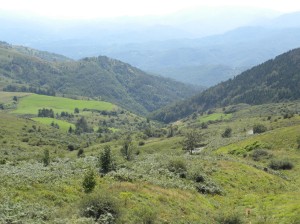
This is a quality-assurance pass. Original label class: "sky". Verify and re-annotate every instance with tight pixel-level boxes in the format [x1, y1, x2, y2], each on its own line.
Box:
[1, 0, 300, 19]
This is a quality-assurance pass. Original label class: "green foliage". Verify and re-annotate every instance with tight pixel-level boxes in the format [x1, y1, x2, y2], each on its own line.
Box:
[168, 159, 187, 178]
[75, 117, 93, 134]
[99, 146, 114, 174]
[120, 135, 135, 161]
[195, 181, 223, 195]
[269, 160, 294, 170]
[77, 148, 84, 157]
[251, 149, 272, 161]
[38, 108, 54, 118]
[181, 130, 202, 154]
[222, 127, 232, 138]
[79, 193, 120, 222]
[42, 149, 50, 167]
[253, 124, 267, 134]
[82, 169, 96, 193]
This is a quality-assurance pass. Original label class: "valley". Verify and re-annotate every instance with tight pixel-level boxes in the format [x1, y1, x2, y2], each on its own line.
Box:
[1, 3, 300, 223]
[1, 86, 300, 223]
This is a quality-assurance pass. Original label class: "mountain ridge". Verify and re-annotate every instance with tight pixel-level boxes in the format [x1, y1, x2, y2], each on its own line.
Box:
[0, 42, 198, 115]
[150, 48, 300, 122]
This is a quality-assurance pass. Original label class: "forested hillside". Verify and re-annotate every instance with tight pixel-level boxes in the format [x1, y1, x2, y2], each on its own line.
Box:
[0, 42, 197, 114]
[151, 48, 300, 122]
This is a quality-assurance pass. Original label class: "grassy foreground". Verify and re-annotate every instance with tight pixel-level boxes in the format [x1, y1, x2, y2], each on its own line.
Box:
[1, 98, 300, 223]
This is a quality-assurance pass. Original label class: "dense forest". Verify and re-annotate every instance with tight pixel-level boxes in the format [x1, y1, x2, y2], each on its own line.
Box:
[150, 48, 300, 122]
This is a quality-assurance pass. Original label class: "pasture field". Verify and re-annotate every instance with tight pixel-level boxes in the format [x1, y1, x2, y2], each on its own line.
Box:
[12, 94, 116, 115]
[32, 117, 75, 132]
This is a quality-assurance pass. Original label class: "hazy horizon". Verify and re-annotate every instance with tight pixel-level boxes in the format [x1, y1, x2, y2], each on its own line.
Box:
[1, 0, 300, 20]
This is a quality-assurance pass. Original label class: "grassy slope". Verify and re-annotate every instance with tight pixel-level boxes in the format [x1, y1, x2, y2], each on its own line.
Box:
[198, 112, 232, 123]
[12, 94, 116, 115]
[32, 117, 75, 132]
[215, 124, 300, 223]
[1, 101, 300, 223]
[0, 91, 32, 104]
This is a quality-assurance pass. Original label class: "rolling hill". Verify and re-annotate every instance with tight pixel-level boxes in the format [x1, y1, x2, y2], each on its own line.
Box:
[150, 48, 300, 123]
[0, 42, 198, 115]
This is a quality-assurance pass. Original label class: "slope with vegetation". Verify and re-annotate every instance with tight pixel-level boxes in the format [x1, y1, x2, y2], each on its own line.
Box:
[0, 41, 197, 115]
[1, 90, 300, 223]
[151, 48, 300, 123]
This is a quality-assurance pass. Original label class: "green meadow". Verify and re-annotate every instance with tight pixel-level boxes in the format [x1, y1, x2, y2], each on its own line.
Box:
[32, 117, 75, 132]
[12, 94, 116, 115]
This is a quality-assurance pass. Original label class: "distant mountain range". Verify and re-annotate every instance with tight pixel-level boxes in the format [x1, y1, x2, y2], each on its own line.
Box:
[0, 6, 284, 87]
[99, 24, 300, 86]
[150, 48, 300, 122]
[0, 42, 197, 115]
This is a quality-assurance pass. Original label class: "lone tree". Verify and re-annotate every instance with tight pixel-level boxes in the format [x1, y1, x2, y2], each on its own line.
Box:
[42, 149, 50, 166]
[75, 117, 92, 134]
[181, 130, 202, 155]
[99, 145, 114, 174]
[120, 135, 135, 161]
[82, 168, 96, 193]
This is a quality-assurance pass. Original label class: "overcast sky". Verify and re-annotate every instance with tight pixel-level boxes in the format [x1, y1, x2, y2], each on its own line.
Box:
[1, 0, 300, 19]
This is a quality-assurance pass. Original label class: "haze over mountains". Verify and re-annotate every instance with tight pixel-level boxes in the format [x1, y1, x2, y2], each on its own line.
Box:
[3, 6, 299, 87]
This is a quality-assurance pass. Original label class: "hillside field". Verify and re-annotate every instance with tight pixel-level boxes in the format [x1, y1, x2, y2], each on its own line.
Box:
[1, 98, 300, 223]
[12, 94, 116, 115]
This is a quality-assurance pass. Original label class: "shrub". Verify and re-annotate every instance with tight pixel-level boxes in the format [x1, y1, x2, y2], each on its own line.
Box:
[138, 141, 145, 146]
[188, 169, 206, 183]
[201, 122, 208, 129]
[195, 181, 222, 195]
[79, 193, 120, 222]
[168, 159, 187, 176]
[68, 144, 76, 151]
[222, 127, 232, 138]
[42, 149, 50, 167]
[77, 148, 84, 157]
[251, 149, 271, 161]
[269, 160, 294, 170]
[0, 159, 6, 165]
[253, 124, 267, 134]
[82, 169, 96, 193]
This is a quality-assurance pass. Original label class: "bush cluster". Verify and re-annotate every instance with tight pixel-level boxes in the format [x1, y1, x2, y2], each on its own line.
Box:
[269, 160, 294, 170]
[79, 193, 120, 222]
[251, 149, 271, 161]
[253, 124, 267, 134]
